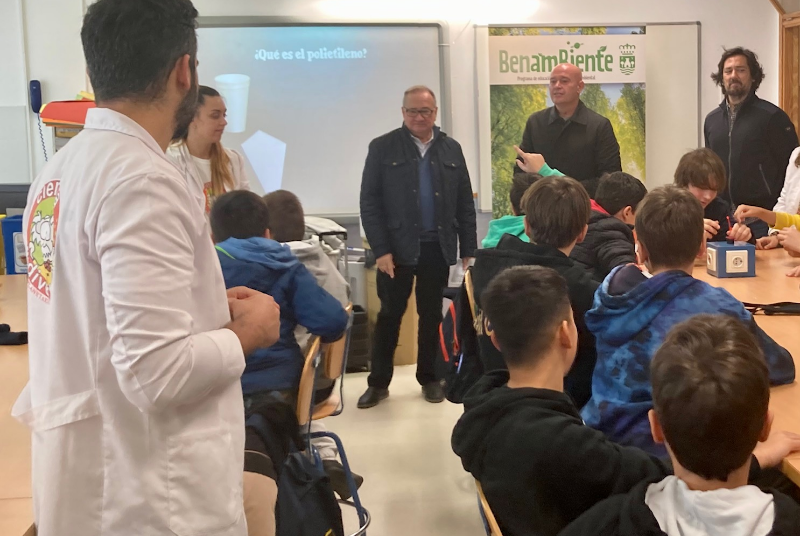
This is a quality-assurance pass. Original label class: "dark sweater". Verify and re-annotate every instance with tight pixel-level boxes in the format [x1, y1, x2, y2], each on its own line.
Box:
[471, 234, 599, 408]
[570, 210, 636, 282]
[558, 477, 800, 536]
[451, 371, 670, 536]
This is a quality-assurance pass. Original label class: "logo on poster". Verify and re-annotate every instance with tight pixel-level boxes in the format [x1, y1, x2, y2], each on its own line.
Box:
[620, 44, 636, 75]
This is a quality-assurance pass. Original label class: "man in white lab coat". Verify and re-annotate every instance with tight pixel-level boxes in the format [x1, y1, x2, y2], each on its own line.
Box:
[12, 1, 280, 535]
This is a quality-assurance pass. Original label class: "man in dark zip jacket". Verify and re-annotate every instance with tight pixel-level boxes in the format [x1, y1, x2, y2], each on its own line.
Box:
[359, 85, 477, 408]
[704, 47, 798, 238]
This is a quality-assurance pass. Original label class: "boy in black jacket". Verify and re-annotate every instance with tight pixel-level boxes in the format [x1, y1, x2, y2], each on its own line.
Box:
[674, 148, 753, 244]
[453, 266, 669, 536]
[570, 172, 647, 282]
[471, 176, 598, 407]
[560, 314, 800, 536]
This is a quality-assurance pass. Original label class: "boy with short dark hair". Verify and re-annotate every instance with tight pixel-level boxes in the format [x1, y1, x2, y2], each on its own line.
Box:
[452, 269, 799, 536]
[581, 186, 794, 455]
[674, 148, 752, 243]
[561, 314, 800, 536]
[481, 172, 542, 248]
[570, 172, 647, 282]
[471, 176, 598, 407]
[210, 190, 348, 398]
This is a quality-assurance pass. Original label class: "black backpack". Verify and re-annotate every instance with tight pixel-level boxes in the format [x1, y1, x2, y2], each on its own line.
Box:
[246, 400, 344, 536]
[436, 277, 484, 403]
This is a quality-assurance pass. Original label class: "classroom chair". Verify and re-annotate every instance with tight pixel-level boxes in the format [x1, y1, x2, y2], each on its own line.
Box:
[475, 480, 503, 536]
[296, 304, 370, 536]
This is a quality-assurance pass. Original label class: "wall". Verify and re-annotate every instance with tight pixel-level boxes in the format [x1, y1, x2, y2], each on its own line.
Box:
[14, 0, 780, 199]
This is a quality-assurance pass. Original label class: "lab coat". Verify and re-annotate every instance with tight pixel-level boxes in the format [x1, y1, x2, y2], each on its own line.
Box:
[167, 142, 251, 213]
[12, 108, 247, 536]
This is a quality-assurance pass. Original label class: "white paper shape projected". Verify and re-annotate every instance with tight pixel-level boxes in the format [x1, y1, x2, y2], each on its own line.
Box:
[214, 74, 250, 133]
[241, 130, 286, 194]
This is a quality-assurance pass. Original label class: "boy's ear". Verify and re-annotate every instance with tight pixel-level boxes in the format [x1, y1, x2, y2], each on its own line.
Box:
[759, 410, 774, 442]
[523, 217, 532, 239]
[557, 320, 571, 348]
[697, 235, 707, 261]
[649, 409, 665, 444]
[488, 325, 501, 353]
[264, 229, 272, 240]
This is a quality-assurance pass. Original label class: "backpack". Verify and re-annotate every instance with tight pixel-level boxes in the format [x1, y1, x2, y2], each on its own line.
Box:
[245, 398, 344, 536]
[436, 275, 484, 403]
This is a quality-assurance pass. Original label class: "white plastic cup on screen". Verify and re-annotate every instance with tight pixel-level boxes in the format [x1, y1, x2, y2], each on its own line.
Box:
[214, 74, 250, 133]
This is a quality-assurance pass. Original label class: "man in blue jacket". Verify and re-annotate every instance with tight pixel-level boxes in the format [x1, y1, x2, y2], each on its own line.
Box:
[359, 85, 477, 407]
[210, 190, 348, 401]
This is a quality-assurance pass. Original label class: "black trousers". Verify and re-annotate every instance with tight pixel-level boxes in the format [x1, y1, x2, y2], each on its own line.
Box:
[368, 241, 450, 389]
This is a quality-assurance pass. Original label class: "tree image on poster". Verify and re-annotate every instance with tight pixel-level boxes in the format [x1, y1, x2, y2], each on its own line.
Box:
[489, 26, 646, 218]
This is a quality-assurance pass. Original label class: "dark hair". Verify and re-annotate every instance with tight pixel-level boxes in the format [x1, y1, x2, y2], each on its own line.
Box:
[674, 148, 727, 193]
[711, 47, 765, 95]
[263, 190, 306, 242]
[635, 186, 704, 268]
[522, 176, 591, 249]
[82, 0, 198, 103]
[594, 172, 648, 216]
[210, 191, 270, 243]
[481, 266, 572, 367]
[509, 173, 542, 215]
[651, 314, 769, 481]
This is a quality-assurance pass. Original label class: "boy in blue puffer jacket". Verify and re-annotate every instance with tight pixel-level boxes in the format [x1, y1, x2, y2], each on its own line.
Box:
[210, 191, 348, 402]
[581, 186, 795, 456]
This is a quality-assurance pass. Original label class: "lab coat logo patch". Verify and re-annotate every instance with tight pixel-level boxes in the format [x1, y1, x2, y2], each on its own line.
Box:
[27, 180, 60, 303]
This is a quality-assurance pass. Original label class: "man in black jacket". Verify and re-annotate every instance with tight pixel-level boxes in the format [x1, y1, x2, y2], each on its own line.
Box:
[471, 176, 597, 408]
[704, 47, 798, 239]
[358, 85, 477, 408]
[515, 63, 621, 197]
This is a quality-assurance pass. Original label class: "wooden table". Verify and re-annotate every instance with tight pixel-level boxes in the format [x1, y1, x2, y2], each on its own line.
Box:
[694, 249, 800, 485]
[0, 275, 33, 536]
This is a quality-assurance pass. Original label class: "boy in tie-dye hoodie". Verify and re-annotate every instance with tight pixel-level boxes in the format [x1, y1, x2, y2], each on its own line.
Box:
[581, 186, 794, 456]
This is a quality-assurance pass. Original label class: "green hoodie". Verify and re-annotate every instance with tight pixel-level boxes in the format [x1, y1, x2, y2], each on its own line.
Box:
[481, 164, 565, 249]
[481, 215, 528, 248]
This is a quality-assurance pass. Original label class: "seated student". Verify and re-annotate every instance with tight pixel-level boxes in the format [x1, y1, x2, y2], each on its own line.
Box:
[674, 148, 752, 243]
[209, 190, 348, 401]
[581, 186, 795, 456]
[451, 268, 796, 536]
[570, 172, 647, 282]
[263, 189, 350, 343]
[471, 176, 598, 408]
[481, 172, 541, 249]
[560, 314, 800, 536]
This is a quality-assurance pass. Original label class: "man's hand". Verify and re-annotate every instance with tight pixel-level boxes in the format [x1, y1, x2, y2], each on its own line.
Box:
[757, 235, 780, 250]
[735, 205, 776, 227]
[728, 222, 752, 242]
[703, 218, 720, 241]
[786, 265, 800, 277]
[753, 427, 800, 468]
[462, 256, 474, 271]
[376, 253, 395, 279]
[778, 227, 800, 255]
[513, 145, 546, 173]
[226, 286, 281, 356]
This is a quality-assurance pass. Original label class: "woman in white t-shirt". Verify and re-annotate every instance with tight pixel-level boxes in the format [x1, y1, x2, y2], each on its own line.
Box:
[169, 85, 250, 213]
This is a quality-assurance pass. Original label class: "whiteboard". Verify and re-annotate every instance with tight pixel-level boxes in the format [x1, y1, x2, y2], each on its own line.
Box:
[196, 21, 447, 216]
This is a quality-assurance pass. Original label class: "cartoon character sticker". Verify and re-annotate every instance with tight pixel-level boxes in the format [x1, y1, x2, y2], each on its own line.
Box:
[28, 180, 60, 303]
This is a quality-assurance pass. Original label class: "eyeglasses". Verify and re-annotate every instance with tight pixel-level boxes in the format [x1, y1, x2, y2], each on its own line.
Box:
[404, 108, 435, 118]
